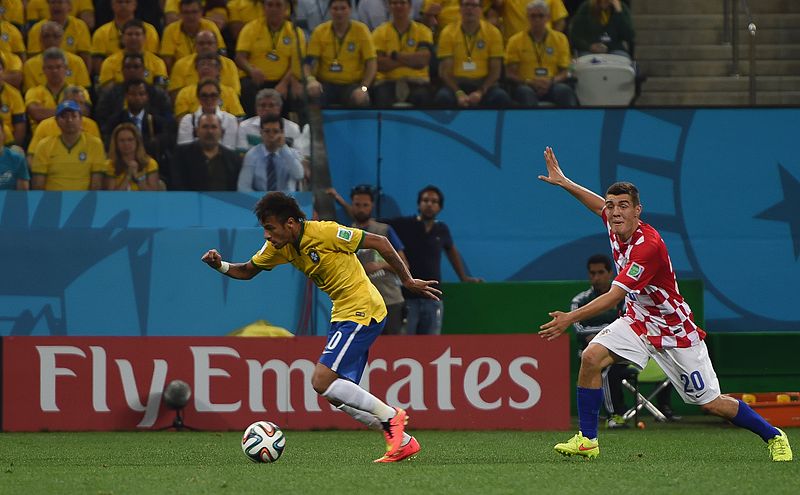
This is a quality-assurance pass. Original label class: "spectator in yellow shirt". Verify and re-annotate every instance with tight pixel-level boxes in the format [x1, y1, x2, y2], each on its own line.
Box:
[0, 18, 25, 60]
[104, 122, 161, 191]
[500, 0, 567, 40]
[27, 0, 95, 30]
[160, 0, 227, 73]
[23, 21, 90, 91]
[27, 0, 92, 70]
[0, 0, 25, 28]
[27, 85, 100, 157]
[228, 0, 266, 40]
[25, 48, 91, 132]
[98, 20, 169, 89]
[30, 100, 105, 191]
[505, 0, 576, 106]
[174, 54, 244, 117]
[90, 0, 161, 75]
[169, 30, 240, 100]
[0, 50, 23, 90]
[236, 0, 306, 116]
[0, 56, 25, 145]
[304, 0, 376, 107]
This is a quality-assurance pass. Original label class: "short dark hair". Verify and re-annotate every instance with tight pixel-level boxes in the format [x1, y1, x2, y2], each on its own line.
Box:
[123, 77, 147, 92]
[122, 18, 145, 33]
[123, 52, 144, 64]
[254, 192, 307, 225]
[260, 114, 283, 130]
[195, 51, 221, 68]
[328, 0, 350, 9]
[417, 184, 444, 209]
[587, 254, 612, 271]
[350, 184, 375, 200]
[605, 182, 640, 206]
[196, 78, 221, 96]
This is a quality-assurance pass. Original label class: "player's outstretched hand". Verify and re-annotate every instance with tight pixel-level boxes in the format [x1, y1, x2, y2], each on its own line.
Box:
[404, 278, 442, 301]
[538, 310, 571, 341]
[201, 249, 223, 270]
[538, 146, 568, 187]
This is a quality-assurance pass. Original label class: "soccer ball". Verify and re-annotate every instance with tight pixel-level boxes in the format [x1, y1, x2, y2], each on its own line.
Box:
[241, 421, 286, 463]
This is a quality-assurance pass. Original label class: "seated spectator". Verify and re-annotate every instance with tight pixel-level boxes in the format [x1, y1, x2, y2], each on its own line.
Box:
[569, 0, 635, 57]
[505, 0, 577, 107]
[227, 0, 266, 40]
[304, 0, 376, 107]
[174, 54, 244, 118]
[94, 53, 174, 125]
[160, 0, 227, 73]
[0, 126, 29, 190]
[27, 85, 99, 158]
[164, 0, 229, 30]
[30, 100, 105, 190]
[170, 112, 241, 190]
[237, 88, 309, 157]
[433, 0, 510, 107]
[0, 0, 25, 29]
[90, 0, 160, 75]
[23, 21, 90, 91]
[0, 18, 25, 60]
[0, 51, 23, 90]
[0, 57, 27, 146]
[500, 0, 568, 40]
[101, 78, 174, 170]
[422, 0, 491, 32]
[25, 48, 91, 133]
[235, 0, 306, 117]
[177, 79, 239, 150]
[27, 0, 95, 30]
[237, 115, 304, 192]
[27, 0, 92, 70]
[295, 0, 358, 35]
[104, 123, 161, 190]
[98, 20, 168, 89]
[372, 0, 434, 107]
[169, 30, 240, 100]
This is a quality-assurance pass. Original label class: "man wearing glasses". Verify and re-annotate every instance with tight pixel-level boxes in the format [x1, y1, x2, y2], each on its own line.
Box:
[176, 78, 239, 150]
[237, 115, 304, 192]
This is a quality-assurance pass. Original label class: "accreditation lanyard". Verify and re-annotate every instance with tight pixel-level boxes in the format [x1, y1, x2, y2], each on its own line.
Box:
[529, 30, 549, 67]
[331, 22, 351, 63]
[461, 27, 480, 63]
[268, 21, 284, 59]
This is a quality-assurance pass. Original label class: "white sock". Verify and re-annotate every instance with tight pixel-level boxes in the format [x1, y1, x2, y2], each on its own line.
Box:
[323, 378, 395, 422]
[337, 405, 413, 445]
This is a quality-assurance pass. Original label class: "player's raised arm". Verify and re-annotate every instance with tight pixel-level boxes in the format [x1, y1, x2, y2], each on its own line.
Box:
[201, 249, 262, 280]
[361, 232, 442, 301]
[538, 146, 605, 216]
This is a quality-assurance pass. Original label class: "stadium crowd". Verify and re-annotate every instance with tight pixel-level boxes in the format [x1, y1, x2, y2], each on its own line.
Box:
[0, 0, 634, 192]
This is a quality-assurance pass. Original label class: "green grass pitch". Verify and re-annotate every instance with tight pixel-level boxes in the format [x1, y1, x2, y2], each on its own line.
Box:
[1, 420, 797, 494]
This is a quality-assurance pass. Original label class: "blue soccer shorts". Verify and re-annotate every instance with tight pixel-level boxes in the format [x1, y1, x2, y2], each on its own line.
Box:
[318, 318, 386, 383]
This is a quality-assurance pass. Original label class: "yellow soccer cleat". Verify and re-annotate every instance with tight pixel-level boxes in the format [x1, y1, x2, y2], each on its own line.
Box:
[554, 432, 600, 459]
[768, 428, 793, 461]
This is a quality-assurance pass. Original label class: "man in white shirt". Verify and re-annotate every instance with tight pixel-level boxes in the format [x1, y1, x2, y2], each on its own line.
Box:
[236, 88, 309, 156]
[237, 115, 304, 192]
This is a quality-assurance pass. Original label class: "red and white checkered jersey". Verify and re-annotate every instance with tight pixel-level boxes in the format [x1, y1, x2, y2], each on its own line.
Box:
[602, 209, 706, 349]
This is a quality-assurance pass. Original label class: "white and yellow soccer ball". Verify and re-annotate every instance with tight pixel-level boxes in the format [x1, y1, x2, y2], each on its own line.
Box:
[241, 421, 286, 463]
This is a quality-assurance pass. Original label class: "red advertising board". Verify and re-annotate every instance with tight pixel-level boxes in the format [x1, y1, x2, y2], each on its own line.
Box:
[2, 335, 569, 431]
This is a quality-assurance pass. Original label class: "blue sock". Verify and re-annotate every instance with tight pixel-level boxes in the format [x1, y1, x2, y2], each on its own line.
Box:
[730, 400, 780, 441]
[577, 387, 603, 440]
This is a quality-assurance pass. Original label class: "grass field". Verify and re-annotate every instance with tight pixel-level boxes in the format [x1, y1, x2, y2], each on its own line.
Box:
[1, 419, 797, 494]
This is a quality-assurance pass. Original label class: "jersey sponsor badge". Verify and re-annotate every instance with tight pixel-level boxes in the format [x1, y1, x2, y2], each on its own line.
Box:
[66, 68, 73, 76]
[78, 151, 87, 161]
[283, 36, 291, 45]
[0, 104, 7, 113]
[347, 42, 356, 52]
[477, 40, 485, 49]
[546, 46, 554, 55]
[308, 249, 320, 263]
[144, 69, 150, 78]
[355, 311, 365, 318]
[67, 36, 74, 46]
[336, 227, 353, 241]
[407, 38, 416, 47]
[1, 33, 8, 41]
[626, 262, 644, 280]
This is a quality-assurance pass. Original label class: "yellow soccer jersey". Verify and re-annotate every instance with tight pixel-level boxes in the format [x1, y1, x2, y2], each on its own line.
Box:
[0, 0, 24, 26]
[0, 50, 21, 74]
[99, 51, 168, 87]
[28, 115, 100, 157]
[30, 133, 106, 191]
[505, 28, 571, 80]
[501, 0, 568, 40]
[26, 0, 94, 23]
[173, 82, 244, 117]
[438, 20, 504, 80]
[251, 221, 387, 325]
[23, 52, 90, 91]
[236, 18, 306, 81]
[0, 82, 25, 144]
[27, 17, 92, 56]
[160, 19, 226, 61]
[308, 21, 376, 85]
[25, 84, 91, 131]
[0, 20, 24, 56]
[105, 157, 159, 190]
[425, 0, 492, 30]
[229, 0, 265, 24]
[169, 53, 242, 95]
[372, 21, 433, 82]
[91, 21, 161, 58]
